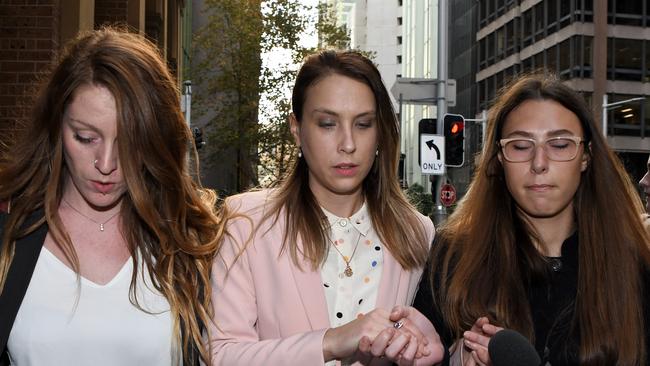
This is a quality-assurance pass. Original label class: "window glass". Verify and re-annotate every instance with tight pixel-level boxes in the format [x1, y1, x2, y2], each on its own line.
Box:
[523, 9, 533, 47]
[548, 0, 558, 28]
[496, 27, 505, 60]
[547, 45, 557, 74]
[615, 0, 643, 26]
[534, 2, 545, 41]
[583, 36, 593, 78]
[559, 39, 571, 78]
[560, 0, 571, 27]
[505, 21, 515, 56]
[614, 38, 643, 81]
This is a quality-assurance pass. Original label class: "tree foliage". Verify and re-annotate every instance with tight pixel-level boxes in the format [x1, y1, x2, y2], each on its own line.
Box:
[192, 0, 351, 192]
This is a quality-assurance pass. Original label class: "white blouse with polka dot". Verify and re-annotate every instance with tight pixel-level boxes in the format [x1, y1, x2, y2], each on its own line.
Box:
[320, 203, 383, 334]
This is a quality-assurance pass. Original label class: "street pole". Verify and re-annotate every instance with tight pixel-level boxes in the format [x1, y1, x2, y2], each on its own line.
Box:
[435, 0, 448, 207]
[602, 94, 607, 137]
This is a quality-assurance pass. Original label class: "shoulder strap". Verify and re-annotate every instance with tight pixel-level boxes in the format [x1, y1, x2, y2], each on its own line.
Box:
[0, 210, 47, 353]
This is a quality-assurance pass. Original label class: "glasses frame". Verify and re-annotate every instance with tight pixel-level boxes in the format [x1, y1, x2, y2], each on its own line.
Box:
[498, 136, 585, 163]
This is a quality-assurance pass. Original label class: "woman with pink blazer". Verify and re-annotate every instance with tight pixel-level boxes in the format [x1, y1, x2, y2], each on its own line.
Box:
[208, 50, 444, 366]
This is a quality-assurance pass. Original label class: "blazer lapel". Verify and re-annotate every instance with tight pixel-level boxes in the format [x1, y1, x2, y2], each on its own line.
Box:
[375, 249, 407, 310]
[289, 239, 331, 331]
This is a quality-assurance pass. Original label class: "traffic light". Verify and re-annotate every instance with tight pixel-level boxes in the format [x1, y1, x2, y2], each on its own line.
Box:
[193, 127, 205, 149]
[444, 113, 465, 167]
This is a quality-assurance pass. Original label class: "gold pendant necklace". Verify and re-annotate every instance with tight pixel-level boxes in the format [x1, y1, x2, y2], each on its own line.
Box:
[62, 198, 120, 232]
[331, 231, 362, 278]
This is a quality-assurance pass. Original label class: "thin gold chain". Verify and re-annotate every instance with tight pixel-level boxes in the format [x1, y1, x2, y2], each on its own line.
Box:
[62, 198, 120, 232]
[329, 227, 362, 277]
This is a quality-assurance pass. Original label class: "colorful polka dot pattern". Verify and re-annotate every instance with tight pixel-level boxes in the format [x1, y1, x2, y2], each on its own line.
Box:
[320, 203, 383, 329]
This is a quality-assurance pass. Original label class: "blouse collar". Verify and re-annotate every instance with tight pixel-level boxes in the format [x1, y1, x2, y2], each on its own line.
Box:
[321, 202, 372, 236]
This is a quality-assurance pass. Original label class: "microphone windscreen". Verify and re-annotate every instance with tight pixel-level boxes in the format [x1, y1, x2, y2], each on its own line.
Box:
[488, 329, 541, 366]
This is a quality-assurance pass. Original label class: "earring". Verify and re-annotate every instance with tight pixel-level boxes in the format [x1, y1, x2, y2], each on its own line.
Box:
[375, 149, 379, 156]
[298, 150, 303, 158]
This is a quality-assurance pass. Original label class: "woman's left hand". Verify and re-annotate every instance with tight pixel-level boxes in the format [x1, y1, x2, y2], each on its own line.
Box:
[461, 317, 503, 366]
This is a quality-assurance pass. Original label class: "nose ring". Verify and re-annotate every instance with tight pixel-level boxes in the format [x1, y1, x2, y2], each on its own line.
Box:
[93, 159, 98, 167]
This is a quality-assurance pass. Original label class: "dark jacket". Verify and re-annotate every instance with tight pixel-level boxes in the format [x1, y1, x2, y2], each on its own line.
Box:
[413, 232, 650, 365]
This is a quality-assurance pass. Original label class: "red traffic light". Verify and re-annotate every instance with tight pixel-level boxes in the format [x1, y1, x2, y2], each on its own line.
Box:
[450, 121, 463, 135]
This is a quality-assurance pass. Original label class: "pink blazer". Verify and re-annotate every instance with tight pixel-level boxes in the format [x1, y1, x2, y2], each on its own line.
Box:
[208, 190, 435, 365]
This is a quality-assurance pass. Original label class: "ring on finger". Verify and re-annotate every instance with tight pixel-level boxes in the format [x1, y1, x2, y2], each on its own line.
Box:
[393, 320, 404, 329]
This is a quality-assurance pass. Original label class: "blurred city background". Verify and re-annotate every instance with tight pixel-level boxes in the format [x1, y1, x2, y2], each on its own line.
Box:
[1, 0, 648, 220]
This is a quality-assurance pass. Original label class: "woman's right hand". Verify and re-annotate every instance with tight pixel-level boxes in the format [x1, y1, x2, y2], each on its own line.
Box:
[322, 308, 426, 362]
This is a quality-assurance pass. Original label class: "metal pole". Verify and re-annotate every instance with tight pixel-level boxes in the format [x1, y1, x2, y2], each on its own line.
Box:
[436, 0, 448, 127]
[436, 0, 448, 206]
[602, 93, 607, 137]
[183, 80, 192, 127]
[399, 93, 406, 185]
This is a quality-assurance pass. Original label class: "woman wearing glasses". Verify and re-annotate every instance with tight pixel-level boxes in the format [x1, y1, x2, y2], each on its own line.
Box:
[413, 74, 650, 365]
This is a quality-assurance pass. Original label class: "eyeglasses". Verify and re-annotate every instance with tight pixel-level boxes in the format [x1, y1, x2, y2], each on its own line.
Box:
[498, 136, 584, 163]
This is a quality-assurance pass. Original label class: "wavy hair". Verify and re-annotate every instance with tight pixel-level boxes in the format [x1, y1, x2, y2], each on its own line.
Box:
[263, 49, 428, 270]
[0, 27, 223, 364]
[431, 74, 650, 364]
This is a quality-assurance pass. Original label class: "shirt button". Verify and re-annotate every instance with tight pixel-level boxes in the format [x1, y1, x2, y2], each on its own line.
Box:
[339, 220, 348, 227]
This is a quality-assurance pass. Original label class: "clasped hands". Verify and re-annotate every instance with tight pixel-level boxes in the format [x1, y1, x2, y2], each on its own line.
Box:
[323, 306, 444, 365]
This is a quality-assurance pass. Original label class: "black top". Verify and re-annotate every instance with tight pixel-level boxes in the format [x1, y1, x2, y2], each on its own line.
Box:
[413, 232, 650, 365]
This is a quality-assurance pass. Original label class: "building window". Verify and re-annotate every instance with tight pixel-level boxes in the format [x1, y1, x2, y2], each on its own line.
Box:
[582, 36, 593, 78]
[397, 36, 402, 45]
[480, 0, 488, 27]
[614, 0, 643, 26]
[505, 20, 515, 57]
[398, 0, 402, 6]
[559, 38, 572, 79]
[522, 9, 533, 48]
[547, 45, 557, 75]
[560, 0, 571, 28]
[487, 33, 495, 65]
[397, 55, 402, 64]
[496, 26, 505, 60]
[548, 0, 558, 31]
[613, 38, 643, 81]
[397, 17, 402, 25]
[533, 2, 545, 42]
[646, 40, 650, 82]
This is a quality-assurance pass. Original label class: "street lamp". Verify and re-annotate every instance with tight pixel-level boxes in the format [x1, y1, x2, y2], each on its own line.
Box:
[602, 95, 645, 137]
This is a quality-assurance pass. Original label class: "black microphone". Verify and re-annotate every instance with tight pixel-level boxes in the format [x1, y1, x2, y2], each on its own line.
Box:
[488, 329, 542, 366]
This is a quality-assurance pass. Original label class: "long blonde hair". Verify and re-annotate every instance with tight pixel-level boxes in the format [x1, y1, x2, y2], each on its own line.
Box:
[0, 28, 224, 364]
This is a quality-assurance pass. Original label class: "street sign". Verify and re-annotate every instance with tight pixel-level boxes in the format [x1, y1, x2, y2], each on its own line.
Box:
[440, 183, 457, 207]
[390, 77, 456, 106]
[420, 134, 445, 175]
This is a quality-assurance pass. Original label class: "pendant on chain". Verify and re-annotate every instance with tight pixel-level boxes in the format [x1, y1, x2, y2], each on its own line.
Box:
[100, 223, 105, 232]
[344, 265, 353, 277]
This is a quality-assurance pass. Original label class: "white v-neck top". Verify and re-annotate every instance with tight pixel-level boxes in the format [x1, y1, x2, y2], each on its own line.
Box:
[7, 247, 176, 366]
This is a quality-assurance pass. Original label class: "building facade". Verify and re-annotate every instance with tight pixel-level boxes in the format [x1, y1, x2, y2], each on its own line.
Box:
[472, 0, 650, 184]
[0, 0, 190, 155]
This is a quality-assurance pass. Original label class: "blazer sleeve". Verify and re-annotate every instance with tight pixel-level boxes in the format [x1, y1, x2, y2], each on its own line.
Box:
[207, 213, 328, 366]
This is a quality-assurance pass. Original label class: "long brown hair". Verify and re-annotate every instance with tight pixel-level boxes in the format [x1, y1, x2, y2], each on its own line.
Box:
[432, 74, 650, 364]
[263, 49, 428, 270]
[0, 27, 223, 364]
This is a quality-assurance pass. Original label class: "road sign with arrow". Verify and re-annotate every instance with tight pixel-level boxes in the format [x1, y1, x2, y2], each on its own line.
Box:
[420, 134, 445, 175]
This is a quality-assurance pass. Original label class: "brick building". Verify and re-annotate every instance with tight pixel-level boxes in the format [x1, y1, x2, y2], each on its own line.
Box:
[0, 0, 190, 154]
